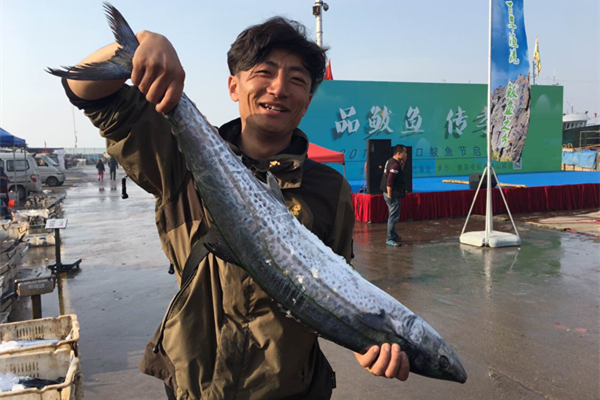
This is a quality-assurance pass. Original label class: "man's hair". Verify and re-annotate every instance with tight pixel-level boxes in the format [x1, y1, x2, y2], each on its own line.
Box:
[393, 145, 407, 155]
[227, 17, 328, 94]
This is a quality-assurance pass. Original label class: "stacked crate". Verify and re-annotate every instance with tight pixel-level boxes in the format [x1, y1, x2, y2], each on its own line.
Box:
[0, 315, 83, 399]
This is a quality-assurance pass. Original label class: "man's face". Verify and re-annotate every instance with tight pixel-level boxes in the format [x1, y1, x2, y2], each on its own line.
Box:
[400, 148, 407, 160]
[395, 148, 407, 161]
[228, 48, 313, 138]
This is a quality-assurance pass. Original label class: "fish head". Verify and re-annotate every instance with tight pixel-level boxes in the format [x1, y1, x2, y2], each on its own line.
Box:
[408, 320, 467, 383]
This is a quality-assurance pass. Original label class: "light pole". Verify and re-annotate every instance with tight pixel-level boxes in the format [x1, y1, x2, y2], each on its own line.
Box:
[71, 105, 78, 152]
[312, 0, 329, 47]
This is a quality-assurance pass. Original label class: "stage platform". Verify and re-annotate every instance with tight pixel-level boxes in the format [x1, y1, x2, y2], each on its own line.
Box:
[349, 171, 600, 223]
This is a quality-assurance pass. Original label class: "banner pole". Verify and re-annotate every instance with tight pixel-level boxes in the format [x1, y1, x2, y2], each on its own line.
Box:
[460, 166, 488, 236]
[485, 0, 494, 245]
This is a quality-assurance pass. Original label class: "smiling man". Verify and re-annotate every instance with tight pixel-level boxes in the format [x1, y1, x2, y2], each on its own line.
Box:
[62, 16, 409, 400]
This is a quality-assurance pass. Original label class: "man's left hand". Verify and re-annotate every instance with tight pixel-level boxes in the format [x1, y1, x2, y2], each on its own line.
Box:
[354, 344, 410, 381]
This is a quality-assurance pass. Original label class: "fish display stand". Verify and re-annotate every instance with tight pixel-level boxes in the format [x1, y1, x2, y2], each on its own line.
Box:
[45, 220, 81, 273]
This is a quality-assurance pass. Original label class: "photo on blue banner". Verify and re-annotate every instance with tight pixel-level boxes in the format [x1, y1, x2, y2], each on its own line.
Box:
[490, 0, 531, 164]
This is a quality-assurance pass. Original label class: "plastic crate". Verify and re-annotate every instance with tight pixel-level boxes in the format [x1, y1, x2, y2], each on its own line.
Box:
[25, 233, 56, 247]
[0, 242, 28, 267]
[0, 264, 11, 298]
[0, 347, 83, 399]
[0, 315, 79, 356]
[0, 221, 29, 241]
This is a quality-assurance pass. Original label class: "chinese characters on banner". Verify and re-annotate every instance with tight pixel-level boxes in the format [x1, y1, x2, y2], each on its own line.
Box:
[366, 106, 393, 138]
[489, 0, 531, 163]
[334, 105, 481, 141]
[333, 106, 360, 140]
[331, 101, 493, 175]
[446, 107, 469, 138]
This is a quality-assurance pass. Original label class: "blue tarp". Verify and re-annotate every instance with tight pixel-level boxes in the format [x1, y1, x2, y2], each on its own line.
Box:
[0, 128, 26, 148]
[562, 149, 598, 169]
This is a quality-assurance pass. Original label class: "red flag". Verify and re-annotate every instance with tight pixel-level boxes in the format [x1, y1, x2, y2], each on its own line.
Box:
[325, 59, 333, 80]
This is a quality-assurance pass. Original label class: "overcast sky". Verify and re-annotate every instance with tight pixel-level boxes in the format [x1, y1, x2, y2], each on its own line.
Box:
[1, 0, 598, 148]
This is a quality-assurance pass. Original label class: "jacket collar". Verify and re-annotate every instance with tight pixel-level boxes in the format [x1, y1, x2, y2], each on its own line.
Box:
[218, 118, 308, 189]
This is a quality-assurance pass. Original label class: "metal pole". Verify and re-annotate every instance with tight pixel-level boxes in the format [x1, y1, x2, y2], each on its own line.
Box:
[532, 60, 536, 85]
[72, 105, 78, 152]
[484, 0, 494, 244]
[461, 166, 488, 236]
[490, 167, 520, 238]
[315, 0, 323, 47]
[57, 272, 66, 316]
[54, 228, 61, 267]
[31, 295, 42, 319]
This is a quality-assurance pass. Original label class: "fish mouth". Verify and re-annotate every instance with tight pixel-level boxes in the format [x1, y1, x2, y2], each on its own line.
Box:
[455, 364, 468, 384]
[259, 103, 289, 113]
[446, 354, 468, 383]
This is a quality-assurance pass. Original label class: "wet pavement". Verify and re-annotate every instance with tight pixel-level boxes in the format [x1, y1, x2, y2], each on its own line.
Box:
[10, 167, 600, 400]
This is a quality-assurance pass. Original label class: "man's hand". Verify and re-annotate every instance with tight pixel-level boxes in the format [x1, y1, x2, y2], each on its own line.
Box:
[132, 31, 185, 114]
[354, 344, 410, 381]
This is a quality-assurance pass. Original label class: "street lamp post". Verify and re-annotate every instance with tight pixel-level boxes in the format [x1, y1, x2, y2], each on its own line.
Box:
[312, 0, 329, 47]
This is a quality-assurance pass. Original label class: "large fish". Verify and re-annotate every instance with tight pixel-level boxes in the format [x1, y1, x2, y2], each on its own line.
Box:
[48, 3, 467, 383]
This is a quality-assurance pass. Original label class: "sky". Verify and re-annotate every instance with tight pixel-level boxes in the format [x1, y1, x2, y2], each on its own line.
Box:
[0, 0, 598, 148]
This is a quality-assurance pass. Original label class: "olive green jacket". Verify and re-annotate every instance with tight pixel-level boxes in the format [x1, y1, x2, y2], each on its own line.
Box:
[76, 84, 355, 400]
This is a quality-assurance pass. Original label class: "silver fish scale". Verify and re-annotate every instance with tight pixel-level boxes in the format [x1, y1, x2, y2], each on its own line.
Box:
[167, 95, 441, 350]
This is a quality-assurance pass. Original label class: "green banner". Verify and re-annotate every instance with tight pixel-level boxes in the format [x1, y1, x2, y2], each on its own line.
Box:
[300, 81, 563, 182]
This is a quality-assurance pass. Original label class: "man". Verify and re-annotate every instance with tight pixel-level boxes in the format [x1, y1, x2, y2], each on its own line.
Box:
[0, 166, 8, 219]
[63, 16, 409, 400]
[380, 145, 407, 247]
[108, 156, 119, 180]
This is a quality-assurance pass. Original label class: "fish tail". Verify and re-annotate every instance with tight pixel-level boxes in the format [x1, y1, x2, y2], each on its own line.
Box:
[46, 2, 137, 81]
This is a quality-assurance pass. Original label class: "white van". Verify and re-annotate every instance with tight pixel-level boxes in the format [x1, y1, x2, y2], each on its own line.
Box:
[34, 154, 66, 186]
[0, 153, 42, 201]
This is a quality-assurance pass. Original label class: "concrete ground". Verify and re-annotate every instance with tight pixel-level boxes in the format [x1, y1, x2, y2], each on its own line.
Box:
[10, 167, 600, 400]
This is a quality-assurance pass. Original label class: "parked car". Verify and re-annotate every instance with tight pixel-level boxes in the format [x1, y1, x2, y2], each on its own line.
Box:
[0, 152, 42, 201]
[34, 154, 66, 186]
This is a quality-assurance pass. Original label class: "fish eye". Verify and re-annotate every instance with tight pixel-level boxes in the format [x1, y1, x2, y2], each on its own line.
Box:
[439, 355, 449, 369]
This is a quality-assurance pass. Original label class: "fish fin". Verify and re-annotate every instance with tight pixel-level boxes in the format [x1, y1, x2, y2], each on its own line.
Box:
[46, 61, 132, 81]
[46, 3, 138, 80]
[264, 171, 285, 204]
[103, 2, 139, 58]
[203, 226, 241, 265]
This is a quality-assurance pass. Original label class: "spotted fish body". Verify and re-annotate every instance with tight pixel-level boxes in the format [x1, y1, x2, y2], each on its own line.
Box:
[48, 3, 466, 383]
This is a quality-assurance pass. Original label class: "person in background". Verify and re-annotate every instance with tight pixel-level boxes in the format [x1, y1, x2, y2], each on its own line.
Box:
[108, 156, 119, 180]
[95, 158, 105, 181]
[0, 167, 8, 219]
[380, 145, 407, 247]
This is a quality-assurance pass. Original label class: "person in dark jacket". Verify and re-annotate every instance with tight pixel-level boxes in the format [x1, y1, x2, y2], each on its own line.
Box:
[0, 167, 8, 219]
[63, 15, 410, 400]
[380, 145, 407, 247]
[95, 158, 105, 181]
[108, 156, 119, 180]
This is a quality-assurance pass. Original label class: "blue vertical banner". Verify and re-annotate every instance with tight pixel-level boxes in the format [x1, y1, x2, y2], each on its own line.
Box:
[490, 0, 531, 164]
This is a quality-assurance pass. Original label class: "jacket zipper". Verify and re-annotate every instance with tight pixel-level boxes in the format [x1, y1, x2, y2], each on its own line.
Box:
[153, 268, 199, 353]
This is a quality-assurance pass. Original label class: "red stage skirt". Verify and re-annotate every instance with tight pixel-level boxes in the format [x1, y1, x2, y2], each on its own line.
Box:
[351, 184, 600, 223]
